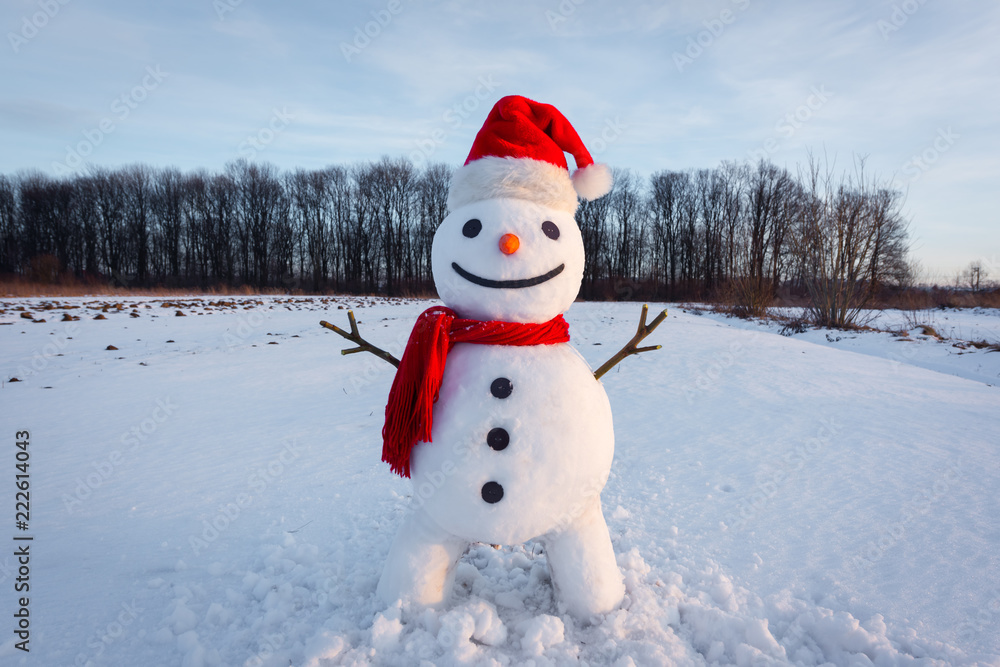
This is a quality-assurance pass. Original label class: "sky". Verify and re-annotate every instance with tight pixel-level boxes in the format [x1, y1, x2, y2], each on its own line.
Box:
[2, 0, 998, 282]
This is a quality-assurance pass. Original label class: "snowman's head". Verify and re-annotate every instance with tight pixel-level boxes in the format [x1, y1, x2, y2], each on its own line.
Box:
[431, 196, 584, 323]
[435, 95, 614, 322]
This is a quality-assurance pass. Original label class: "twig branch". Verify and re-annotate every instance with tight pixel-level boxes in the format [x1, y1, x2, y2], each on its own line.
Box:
[320, 311, 400, 368]
[593, 304, 668, 380]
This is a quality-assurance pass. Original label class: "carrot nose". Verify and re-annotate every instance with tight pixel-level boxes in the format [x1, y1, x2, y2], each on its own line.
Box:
[499, 233, 520, 255]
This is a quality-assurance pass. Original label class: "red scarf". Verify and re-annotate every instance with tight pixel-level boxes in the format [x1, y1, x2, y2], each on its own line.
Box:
[382, 306, 570, 477]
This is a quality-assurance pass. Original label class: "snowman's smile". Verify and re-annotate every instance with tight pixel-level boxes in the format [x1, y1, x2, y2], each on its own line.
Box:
[452, 262, 565, 289]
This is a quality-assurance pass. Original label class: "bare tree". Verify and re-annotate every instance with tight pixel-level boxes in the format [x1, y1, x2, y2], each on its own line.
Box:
[647, 170, 690, 299]
[73, 176, 101, 277]
[677, 172, 701, 295]
[370, 156, 417, 295]
[88, 167, 128, 283]
[798, 155, 908, 328]
[731, 160, 797, 316]
[695, 168, 726, 294]
[152, 167, 185, 283]
[327, 165, 353, 292]
[17, 171, 78, 281]
[348, 163, 381, 292]
[288, 168, 332, 290]
[0, 174, 20, 274]
[962, 260, 989, 293]
[607, 168, 646, 297]
[228, 160, 285, 287]
[122, 164, 154, 283]
[416, 163, 451, 290]
[576, 187, 613, 298]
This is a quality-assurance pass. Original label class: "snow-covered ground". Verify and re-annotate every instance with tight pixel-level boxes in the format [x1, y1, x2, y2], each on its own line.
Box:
[717, 306, 1000, 387]
[1, 296, 998, 666]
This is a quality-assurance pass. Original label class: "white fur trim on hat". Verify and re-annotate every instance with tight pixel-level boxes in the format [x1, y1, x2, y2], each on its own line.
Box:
[572, 163, 613, 201]
[447, 156, 579, 214]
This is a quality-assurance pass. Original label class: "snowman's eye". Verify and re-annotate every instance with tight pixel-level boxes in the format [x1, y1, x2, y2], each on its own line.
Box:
[542, 220, 560, 240]
[462, 219, 482, 238]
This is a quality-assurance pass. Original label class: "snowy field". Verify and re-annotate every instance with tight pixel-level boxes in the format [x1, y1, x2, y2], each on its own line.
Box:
[1, 296, 999, 666]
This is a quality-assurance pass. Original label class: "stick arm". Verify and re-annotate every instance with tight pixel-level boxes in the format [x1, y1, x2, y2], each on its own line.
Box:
[593, 304, 668, 380]
[320, 310, 400, 368]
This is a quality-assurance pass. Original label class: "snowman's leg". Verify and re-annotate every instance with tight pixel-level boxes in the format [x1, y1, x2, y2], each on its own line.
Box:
[542, 498, 624, 619]
[376, 507, 468, 608]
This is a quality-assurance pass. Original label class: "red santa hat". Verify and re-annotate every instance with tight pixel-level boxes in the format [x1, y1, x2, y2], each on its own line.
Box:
[447, 95, 613, 214]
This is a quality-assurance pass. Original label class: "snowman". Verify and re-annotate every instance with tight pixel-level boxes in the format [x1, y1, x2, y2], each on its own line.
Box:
[323, 95, 665, 620]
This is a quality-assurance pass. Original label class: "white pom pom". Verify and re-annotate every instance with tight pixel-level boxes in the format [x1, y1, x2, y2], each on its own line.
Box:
[571, 163, 613, 201]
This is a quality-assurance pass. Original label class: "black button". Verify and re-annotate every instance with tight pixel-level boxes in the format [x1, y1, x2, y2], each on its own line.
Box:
[487, 428, 509, 451]
[490, 377, 512, 398]
[542, 220, 560, 240]
[481, 481, 504, 504]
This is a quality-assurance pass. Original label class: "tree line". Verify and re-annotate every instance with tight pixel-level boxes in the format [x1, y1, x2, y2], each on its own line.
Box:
[0, 154, 910, 326]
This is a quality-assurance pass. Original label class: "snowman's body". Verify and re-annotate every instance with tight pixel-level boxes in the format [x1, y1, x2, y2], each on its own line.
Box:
[376, 191, 626, 619]
[412, 343, 614, 545]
